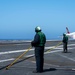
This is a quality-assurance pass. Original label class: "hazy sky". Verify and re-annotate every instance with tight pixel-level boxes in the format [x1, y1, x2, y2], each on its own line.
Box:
[0, 0, 75, 40]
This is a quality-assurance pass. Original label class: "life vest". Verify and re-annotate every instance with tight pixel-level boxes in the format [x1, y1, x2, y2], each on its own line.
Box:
[63, 36, 68, 43]
[37, 32, 46, 46]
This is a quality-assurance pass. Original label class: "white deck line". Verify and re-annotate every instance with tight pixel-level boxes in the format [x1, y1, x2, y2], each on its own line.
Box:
[0, 44, 75, 55]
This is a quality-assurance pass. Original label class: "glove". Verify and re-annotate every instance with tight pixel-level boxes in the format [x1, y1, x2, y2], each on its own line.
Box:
[31, 41, 34, 47]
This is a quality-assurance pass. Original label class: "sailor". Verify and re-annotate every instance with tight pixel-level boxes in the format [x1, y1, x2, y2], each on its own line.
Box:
[31, 26, 46, 73]
[62, 33, 68, 53]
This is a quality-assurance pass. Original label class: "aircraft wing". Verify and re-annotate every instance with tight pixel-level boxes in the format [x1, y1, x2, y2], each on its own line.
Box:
[73, 35, 75, 39]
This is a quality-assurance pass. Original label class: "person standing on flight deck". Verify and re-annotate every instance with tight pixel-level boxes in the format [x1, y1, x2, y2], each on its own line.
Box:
[31, 26, 46, 73]
[62, 33, 68, 53]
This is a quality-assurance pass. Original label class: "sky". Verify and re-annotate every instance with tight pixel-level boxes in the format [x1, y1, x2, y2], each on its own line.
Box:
[0, 0, 75, 40]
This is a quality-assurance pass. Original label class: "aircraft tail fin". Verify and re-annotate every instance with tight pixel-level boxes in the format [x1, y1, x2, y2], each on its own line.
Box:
[66, 27, 70, 34]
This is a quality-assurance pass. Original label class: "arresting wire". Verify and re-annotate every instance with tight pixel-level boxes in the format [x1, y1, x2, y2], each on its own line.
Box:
[45, 42, 62, 52]
[5, 41, 62, 70]
[5, 46, 32, 70]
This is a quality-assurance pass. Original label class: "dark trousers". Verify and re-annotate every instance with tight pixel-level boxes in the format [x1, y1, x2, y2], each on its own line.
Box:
[35, 46, 44, 72]
[63, 42, 68, 52]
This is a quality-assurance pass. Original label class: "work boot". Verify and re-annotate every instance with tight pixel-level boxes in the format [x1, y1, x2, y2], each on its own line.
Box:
[33, 70, 43, 73]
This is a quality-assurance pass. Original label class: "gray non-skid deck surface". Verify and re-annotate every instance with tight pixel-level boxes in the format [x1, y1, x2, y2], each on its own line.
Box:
[0, 40, 75, 75]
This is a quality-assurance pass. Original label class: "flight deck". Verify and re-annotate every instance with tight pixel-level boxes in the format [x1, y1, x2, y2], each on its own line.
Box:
[0, 40, 75, 75]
